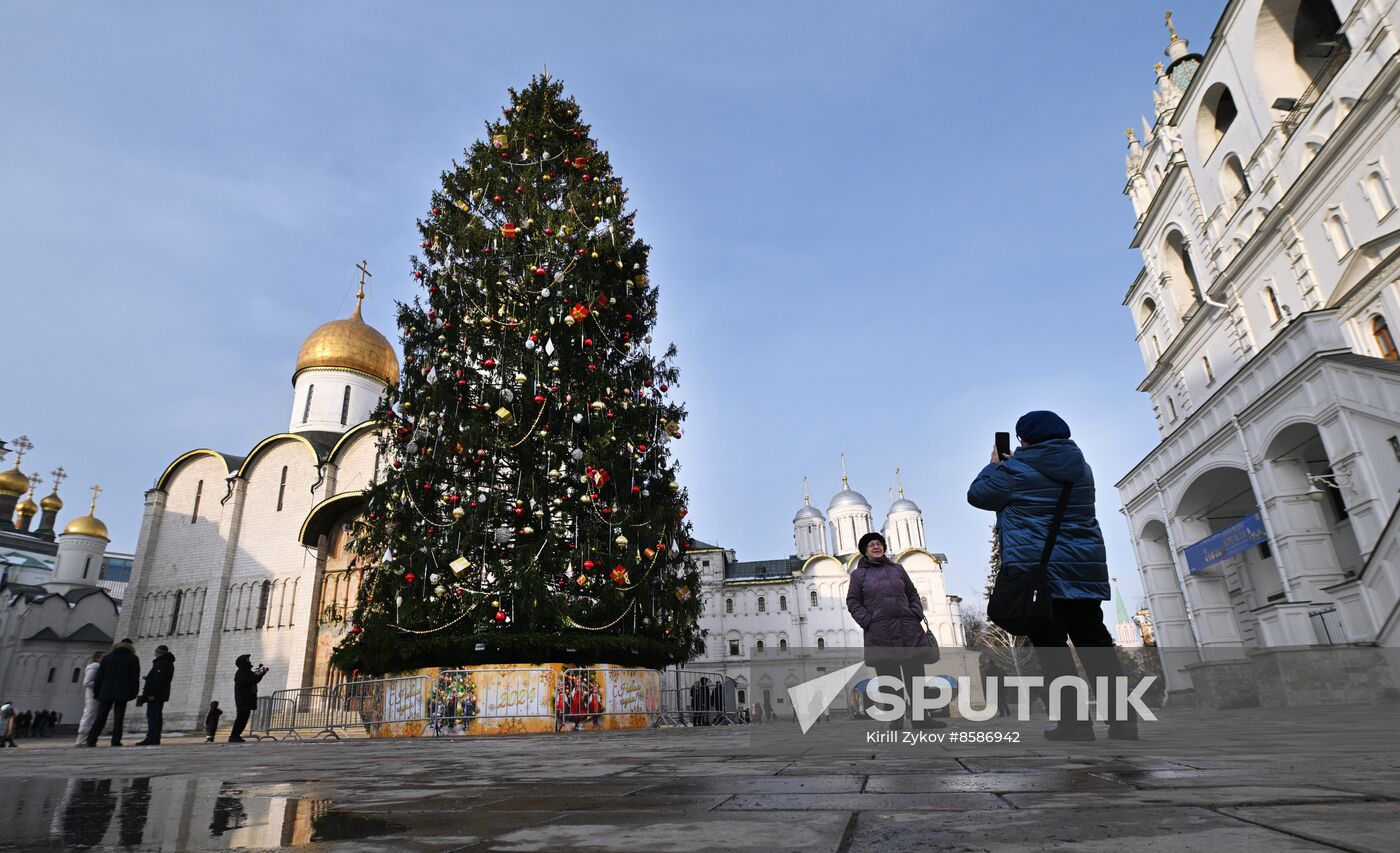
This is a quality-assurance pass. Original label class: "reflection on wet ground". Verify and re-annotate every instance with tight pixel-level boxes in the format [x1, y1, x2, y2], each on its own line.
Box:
[0, 777, 404, 850]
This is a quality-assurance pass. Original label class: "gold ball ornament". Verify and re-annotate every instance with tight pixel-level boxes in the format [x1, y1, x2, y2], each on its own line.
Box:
[452, 507, 465, 519]
[614, 534, 629, 548]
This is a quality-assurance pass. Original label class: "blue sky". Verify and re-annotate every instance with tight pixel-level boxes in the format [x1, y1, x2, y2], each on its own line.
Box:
[1, 1, 1224, 616]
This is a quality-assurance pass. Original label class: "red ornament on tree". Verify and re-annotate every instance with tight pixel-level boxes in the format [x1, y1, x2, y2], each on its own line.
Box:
[405, 573, 416, 584]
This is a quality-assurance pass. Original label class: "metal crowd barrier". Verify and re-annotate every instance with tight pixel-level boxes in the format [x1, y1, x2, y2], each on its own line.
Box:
[659, 669, 741, 727]
[556, 667, 661, 731]
[261, 675, 432, 740]
[429, 667, 556, 735]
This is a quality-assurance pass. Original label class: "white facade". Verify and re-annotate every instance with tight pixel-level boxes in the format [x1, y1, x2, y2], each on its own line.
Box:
[118, 295, 396, 728]
[688, 483, 968, 711]
[1116, 1, 1400, 692]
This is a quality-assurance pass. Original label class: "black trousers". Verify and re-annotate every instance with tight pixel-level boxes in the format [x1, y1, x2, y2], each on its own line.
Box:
[1027, 599, 1125, 723]
[86, 700, 128, 746]
[144, 700, 164, 744]
[229, 707, 252, 740]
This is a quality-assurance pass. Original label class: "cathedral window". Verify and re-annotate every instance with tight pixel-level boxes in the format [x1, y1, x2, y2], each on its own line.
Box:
[728, 639, 740, 656]
[169, 590, 183, 635]
[340, 385, 352, 425]
[255, 580, 272, 629]
[276, 466, 289, 512]
[779, 595, 787, 611]
[1374, 315, 1399, 360]
[810, 590, 818, 607]
[817, 638, 826, 650]
[192, 480, 203, 523]
[1152, 335, 1162, 358]
[779, 638, 788, 651]
[755, 640, 764, 653]
[1202, 355, 1216, 384]
[1164, 231, 1203, 313]
[1167, 397, 1179, 422]
[303, 384, 315, 424]
[1324, 209, 1354, 259]
[71, 667, 81, 683]
[47, 667, 56, 683]
[757, 596, 766, 613]
[1264, 287, 1283, 324]
[725, 598, 733, 614]
[1197, 83, 1238, 156]
[83, 555, 92, 580]
[1363, 167, 1396, 220]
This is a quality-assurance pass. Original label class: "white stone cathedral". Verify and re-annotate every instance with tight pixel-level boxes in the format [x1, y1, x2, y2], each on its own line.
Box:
[117, 279, 398, 728]
[1116, 4, 1400, 701]
[688, 474, 966, 712]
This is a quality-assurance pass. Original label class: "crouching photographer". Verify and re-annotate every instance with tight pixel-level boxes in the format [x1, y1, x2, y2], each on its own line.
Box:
[968, 410, 1138, 741]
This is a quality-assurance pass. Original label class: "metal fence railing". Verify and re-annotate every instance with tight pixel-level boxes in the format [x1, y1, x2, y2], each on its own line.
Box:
[430, 667, 556, 735]
[559, 667, 662, 731]
[1309, 606, 1346, 645]
[658, 670, 741, 726]
[262, 676, 432, 740]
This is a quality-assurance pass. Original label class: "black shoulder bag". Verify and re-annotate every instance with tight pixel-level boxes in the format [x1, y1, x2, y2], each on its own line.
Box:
[987, 482, 1073, 636]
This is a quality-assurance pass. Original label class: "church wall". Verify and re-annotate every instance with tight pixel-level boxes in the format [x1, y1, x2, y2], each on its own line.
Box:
[122, 455, 234, 719]
[290, 369, 387, 435]
[330, 427, 384, 496]
[204, 441, 322, 716]
[1, 647, 95, 720]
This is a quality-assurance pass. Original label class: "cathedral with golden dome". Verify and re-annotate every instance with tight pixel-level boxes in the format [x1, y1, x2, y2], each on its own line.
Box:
[114, 266, 401, 729]
[0, 436, 128, 723]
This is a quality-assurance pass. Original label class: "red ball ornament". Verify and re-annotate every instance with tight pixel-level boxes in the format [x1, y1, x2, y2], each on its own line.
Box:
[392, 460, 403, 469]
[534, 394, 545, 404]
[484, 359, 497, 368]
[405, 573, 416, 584]
[660, 384, 669, 392]
[631, 485, 641, 494]
[494, 610, 507, 622]
[351, 625, 362, 635]
[513, 506, 525, 517]
[583, 338, 593, 347]
[544, 227, 554, 235]
[413, 270, 423, 279]
[431, 207, 441, 216]
[534, 267, 547, 276]
[583, 560, 596, 571]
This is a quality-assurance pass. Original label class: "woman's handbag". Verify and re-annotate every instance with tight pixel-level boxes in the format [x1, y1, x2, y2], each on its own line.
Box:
[987, 483, 1073, 636]
[921, 618, 942, 663]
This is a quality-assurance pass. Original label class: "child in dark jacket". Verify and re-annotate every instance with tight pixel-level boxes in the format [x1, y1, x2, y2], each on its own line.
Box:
[204, 701, 223, 742]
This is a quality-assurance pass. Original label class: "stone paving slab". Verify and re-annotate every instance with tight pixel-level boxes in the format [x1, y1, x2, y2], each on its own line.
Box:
[1220, 802, 1400, 853]
[718, 792, 1011, 812]
[0, 704, 1393, 851]
[865, 771, 1130, 793]
[845, 806, 1342, 852]
[1004, 785, 1375, 810]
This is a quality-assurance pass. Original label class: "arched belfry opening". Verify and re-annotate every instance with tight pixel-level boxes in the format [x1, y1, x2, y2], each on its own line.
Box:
[1163, 230, 1203, 316]
[1255, 0, 1348, 117]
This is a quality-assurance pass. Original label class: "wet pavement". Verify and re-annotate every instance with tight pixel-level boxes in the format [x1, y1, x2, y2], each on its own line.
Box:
[0, 704, 1396, 851]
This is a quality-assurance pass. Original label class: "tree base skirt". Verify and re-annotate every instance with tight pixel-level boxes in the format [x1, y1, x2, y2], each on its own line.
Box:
[365, 662, 662, 738]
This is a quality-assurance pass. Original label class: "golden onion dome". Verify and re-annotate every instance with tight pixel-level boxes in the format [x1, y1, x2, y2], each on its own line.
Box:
[16, 495, 38, 516]
[41, 491, 63, 512]
[0, 466, 26, 496]
[293, 290, 399, 388]
[63, 512, 110, 541]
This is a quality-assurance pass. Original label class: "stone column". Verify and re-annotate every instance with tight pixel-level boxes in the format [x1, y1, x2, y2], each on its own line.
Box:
[116, 490, 169, 642]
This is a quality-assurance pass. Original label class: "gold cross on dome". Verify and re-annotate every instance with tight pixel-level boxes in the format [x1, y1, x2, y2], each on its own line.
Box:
[840, 453, 849, 489]
[802, 476, 811, 506]
[88, 483, 102, 514]
[1165, 10, 1178, 42]
[50, 467, 66, 491]
[27, 473, 41, 496]
[12, 435, 33, 464]
[353, 259, 372, 316]
[896, 467, 906, 498]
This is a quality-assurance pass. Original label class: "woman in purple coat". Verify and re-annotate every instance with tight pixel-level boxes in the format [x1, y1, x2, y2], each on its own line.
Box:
[846, 532, 941, 730]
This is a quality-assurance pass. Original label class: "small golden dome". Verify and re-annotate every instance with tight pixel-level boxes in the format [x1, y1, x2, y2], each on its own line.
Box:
[41, 491, 63, 512]
[16, 496, 38, 516]
[0, 466, 26, 496]
[293, 291, 399, 388]
[63, 512, 110, 540]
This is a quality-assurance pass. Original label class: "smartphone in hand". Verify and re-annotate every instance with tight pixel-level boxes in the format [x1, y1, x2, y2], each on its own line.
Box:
[995, 432, 1012, 461]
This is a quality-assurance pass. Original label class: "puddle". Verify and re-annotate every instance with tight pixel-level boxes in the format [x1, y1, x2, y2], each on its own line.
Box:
[1, 777, 405, 850]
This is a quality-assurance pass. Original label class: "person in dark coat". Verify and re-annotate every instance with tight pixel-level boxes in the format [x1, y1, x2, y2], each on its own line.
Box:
[85, 639, 141, 747]
[205, 701, 223, 742]
[968, 410, 1135, 741]
[846, 532, 941, 730]
[228, 655, 267, 743]
[135, 645, 174, 746]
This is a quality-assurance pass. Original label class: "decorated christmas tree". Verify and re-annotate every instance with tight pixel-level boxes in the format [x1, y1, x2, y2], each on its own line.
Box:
[333, 75, 702, 675]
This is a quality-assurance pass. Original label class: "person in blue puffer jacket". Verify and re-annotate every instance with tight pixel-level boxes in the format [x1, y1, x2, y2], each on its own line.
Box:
[968, 411, 1137, 742]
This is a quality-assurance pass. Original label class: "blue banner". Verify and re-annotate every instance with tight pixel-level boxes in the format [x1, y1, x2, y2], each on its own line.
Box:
[1185, 512, 1267, 573]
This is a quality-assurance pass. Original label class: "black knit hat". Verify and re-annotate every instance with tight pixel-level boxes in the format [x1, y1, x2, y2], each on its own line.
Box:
[857, 532, 887, 555]
[1015, 410, 1071, 445]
